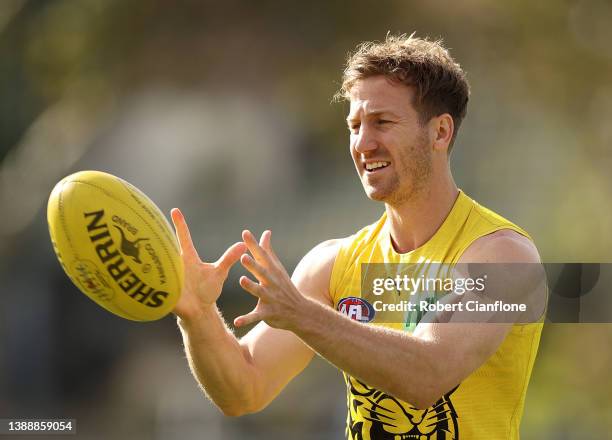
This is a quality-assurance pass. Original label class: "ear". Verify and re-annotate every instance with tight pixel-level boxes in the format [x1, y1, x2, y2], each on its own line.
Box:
[430, 113, 454, 153]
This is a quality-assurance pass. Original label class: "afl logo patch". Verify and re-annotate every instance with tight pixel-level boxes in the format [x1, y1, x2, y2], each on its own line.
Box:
[337, 297, 375, 323]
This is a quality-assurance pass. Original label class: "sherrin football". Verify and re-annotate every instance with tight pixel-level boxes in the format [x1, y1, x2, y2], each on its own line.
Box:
[47, 171, 183, 321]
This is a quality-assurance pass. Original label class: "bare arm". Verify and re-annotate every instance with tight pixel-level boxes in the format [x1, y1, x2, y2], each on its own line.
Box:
[237, 229, 542, 409]
[172, 209, 339, 415]
[236, 239, 338, 411]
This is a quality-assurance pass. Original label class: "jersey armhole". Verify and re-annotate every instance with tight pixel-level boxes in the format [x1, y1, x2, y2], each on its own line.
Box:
[452, 223, 539, 334]
[452, 224, 533, 266]
[328, 236, 353, 307]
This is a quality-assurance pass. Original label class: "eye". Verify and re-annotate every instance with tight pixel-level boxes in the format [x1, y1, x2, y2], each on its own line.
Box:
[377, 119, 391, 126]
[349, 123, 360, 133]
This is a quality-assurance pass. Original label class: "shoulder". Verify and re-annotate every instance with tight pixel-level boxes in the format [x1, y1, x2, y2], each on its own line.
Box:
[294, 239, 344, 276]
[455, 230, 546, 321]
[291, 215, 386, 304]
[291, 239, 345, 306]
[459, 229, 541, 264]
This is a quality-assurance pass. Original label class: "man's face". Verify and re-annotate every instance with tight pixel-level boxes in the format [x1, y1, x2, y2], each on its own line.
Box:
[347, 76, 432, 205]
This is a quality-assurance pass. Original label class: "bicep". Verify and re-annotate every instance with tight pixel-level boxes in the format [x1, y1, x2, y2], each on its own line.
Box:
[413, 321, 511, 391]
[412, 230, 542, 393]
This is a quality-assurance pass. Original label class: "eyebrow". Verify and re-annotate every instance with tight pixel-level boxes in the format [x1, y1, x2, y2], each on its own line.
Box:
[346, 110, 399, 123]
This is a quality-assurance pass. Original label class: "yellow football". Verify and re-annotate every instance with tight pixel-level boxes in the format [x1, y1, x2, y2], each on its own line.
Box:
[47, 170, 183, 321]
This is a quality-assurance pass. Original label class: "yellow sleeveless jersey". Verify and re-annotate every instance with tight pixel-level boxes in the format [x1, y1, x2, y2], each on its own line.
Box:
[329, 190, 542, 440]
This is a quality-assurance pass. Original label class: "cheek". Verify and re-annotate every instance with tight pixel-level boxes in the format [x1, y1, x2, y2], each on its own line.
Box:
[351, 153, 362, 174]
[349, 135, 357, 152]
[349, 141, 360, 164]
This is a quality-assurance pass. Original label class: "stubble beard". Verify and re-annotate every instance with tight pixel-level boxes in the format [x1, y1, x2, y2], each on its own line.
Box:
[366, 132, 433, 206]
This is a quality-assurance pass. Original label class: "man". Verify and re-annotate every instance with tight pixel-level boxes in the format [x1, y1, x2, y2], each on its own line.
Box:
[171, 34, 543, 439]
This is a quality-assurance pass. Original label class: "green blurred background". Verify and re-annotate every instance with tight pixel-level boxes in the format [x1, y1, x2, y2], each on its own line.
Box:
[1, 0, 611, 438]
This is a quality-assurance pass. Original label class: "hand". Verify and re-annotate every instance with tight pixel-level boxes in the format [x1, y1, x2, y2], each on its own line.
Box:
[234, 230, 310, 331]
[170, 208, 246, 321]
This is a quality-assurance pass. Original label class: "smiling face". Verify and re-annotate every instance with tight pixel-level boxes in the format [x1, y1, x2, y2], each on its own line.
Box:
[347, 76, 433, 206]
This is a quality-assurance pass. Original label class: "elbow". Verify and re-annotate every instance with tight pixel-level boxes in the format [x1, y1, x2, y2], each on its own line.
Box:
[410, 394, 441, 411]
[219, 406, 249, 418]
[405, 387, 444, 410]
[217, 400, 266, 418]
[214, 378, 265, 417]
[400, 377, 448, 410]
[408, 351, 457, 409]
[409, 381, 459, 410]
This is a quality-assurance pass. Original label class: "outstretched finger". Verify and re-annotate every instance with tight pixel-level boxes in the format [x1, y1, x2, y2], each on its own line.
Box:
[171, 208, 200, 262]
[260, 230, 272, 251]
[234, 308, 263, 328]
[239, 275, 266, 299]
[259, 230, 280, 264]
[215, 242, 247, 274]
[242, 230, 270, 263]
[240, 254, 270, 283]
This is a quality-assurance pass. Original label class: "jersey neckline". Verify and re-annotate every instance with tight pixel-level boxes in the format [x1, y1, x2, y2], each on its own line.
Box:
[380, 189, 471, 259]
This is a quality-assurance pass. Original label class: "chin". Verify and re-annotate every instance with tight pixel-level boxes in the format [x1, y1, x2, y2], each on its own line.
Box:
[361, 176, 402, 204]
[366, 185, 416, 206]
[364, 187, 391, 202]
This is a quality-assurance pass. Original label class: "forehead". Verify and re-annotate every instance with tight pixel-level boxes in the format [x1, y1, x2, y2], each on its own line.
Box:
[347, 76, 416, 118]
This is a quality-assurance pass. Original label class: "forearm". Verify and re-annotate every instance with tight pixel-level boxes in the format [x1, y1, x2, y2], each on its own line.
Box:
[292, 299, 443, 408]
[177, 305, 260, 415]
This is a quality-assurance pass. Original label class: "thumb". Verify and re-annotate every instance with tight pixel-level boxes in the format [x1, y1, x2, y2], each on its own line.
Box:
[234, 308, 263, 328]
[215, 241, 247, 273]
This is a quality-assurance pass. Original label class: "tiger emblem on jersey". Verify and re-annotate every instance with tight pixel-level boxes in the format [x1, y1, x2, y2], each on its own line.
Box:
[346, 375, 459, 439]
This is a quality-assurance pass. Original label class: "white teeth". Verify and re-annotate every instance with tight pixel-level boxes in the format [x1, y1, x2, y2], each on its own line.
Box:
[365, 161, 389, 171]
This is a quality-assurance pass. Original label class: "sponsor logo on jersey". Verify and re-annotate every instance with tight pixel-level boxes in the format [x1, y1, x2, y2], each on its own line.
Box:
[337, 297, 375, 323]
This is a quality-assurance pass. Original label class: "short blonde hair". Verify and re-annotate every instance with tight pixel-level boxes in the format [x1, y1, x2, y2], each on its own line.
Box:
[337, 33, 470, 150]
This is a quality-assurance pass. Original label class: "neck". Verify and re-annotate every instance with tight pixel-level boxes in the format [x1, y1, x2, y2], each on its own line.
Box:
[385, 172, 459, 253]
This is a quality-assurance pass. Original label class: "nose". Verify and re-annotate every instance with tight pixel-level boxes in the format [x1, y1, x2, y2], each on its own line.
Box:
[352, 124, 378, 154]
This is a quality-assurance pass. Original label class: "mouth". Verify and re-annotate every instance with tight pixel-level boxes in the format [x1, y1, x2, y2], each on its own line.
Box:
[364, 161, 390, 173]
